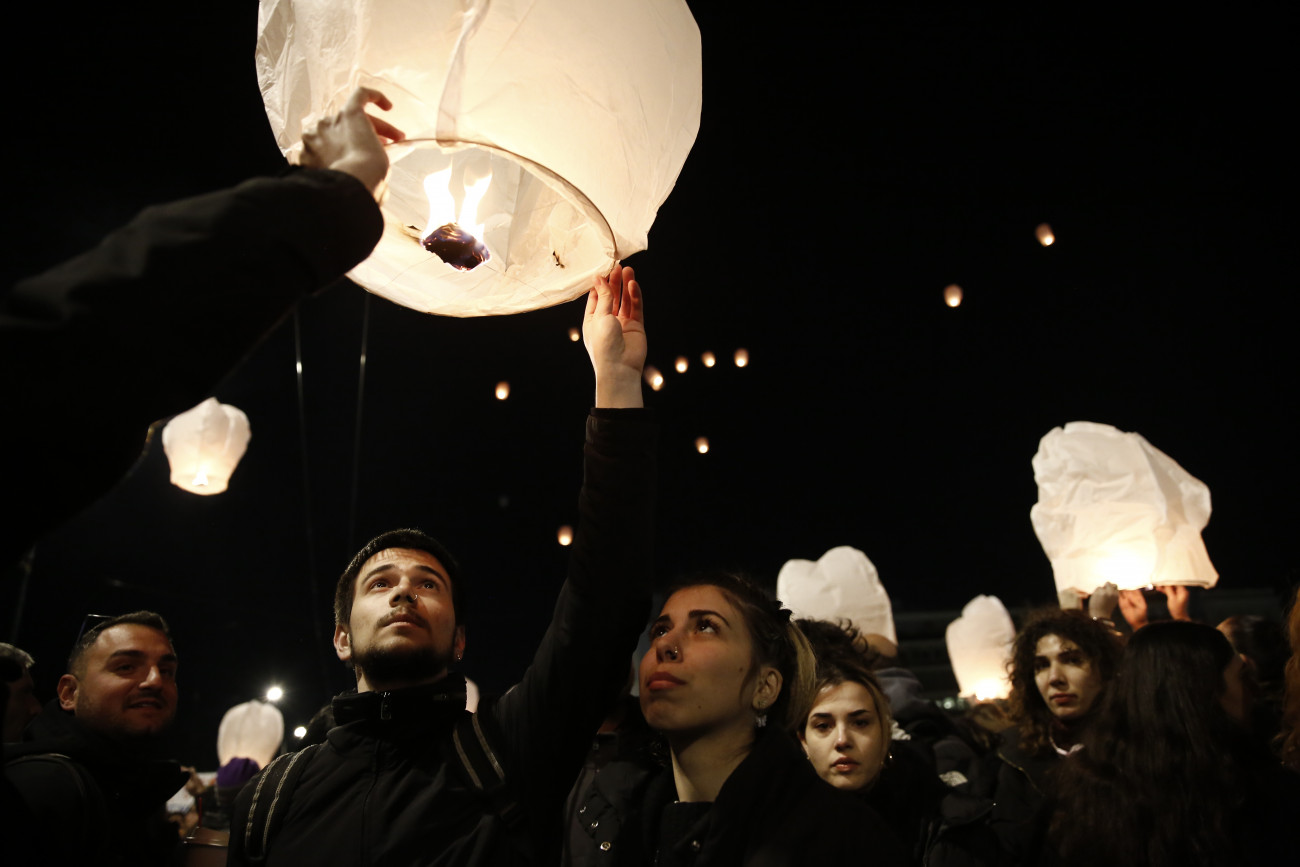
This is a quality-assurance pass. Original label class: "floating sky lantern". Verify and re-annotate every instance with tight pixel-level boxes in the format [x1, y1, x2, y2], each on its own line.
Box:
[161, 398, 251, 496]
[946, 595, 1015, 700]
[1030, 421, 1218, 596]
[701, 351, 716, 368]
[694, 437, 709, 454]
[733, 349, 749, 368]
[777, 546, 898, 646]
[257, 0, 701, 317]
[1036, 223, 1055, 246]
[944, 284, 963, 308]
[557, 525, 573, 546]
[674, 356, 689, 373]
[217, 700, 284, 772]
[495, 381, 509, 400]
[644, 366, 664, 391]
[568, 327, 581, 343]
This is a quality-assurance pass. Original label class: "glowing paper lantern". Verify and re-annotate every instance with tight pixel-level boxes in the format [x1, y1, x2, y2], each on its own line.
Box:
[777, 546, 897, 645]
[161, 398, 251, 496]
[644, 366, 664, 391]
[217, 700, 284, 771]
[1030, 421, 1218, 595]
[946, 595, 1015, 700]
[495, 381, 510, 400]
[568, 328, 581, 343]
[701, 351, 716, 368]
[557, 525, 573, 546]
[733, 349, 749, 368]
[944, 284, 963, 307]
[1035, 223, 1055, 246]
[674, 356, 689, 373]
[694, 437, 709, 454]
[257, 0, 701, 317]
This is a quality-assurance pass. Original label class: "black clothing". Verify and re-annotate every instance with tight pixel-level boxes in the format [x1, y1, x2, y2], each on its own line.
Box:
[989, 726, 1058, 867]
[1, 168, 383, 563]
[228, 409, 657, 866]
[579, 726, 910, 867]
[3, 701, 187, 867]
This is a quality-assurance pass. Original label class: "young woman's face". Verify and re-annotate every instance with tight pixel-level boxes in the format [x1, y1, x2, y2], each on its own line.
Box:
[1033, 633, 1103, 722]
[801, 681, 890, 792]
[638, 585, 776, 736]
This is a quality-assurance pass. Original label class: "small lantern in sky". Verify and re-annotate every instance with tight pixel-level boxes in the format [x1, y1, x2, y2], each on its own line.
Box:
[1030, 421, 1218, 595]
[161, 398, 251, 496]
[946, 595, 1015, 700]
[777, 546, 898, 646]
[944, 284, 963, 308]
[568, 327, 581, 343]
[694, 437, 709, 454]
[557, 525, 573, 546]
[495, 381, 510, 400]
[257, 0, 701, 317]
[217, 700, 284, 772]
[733, 349, 749, 368]
[701, 351, 716, 368]
[1035, 223, 1056, 246]
[644, 366, 664, 391]
[674, 356, 689, 373]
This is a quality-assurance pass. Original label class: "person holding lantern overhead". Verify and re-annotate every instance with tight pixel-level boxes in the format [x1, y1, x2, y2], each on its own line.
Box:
[227, 262, 655, 867]
[0, 87, 401, 568]
[990, 609, 1122, 865]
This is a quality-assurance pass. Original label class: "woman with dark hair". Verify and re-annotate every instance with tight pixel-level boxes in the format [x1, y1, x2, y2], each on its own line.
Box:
[1217, 614, 1289, 747]
[990, 609, 1122, 865]
[1045, 620, 1300, 867]
[573, 573, 907, 865]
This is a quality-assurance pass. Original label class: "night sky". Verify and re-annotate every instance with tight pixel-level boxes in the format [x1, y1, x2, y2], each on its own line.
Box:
[4, 4, 1293, 766]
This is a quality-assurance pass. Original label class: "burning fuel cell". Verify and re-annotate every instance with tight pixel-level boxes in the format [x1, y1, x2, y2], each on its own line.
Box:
[420, 167, 492, 271]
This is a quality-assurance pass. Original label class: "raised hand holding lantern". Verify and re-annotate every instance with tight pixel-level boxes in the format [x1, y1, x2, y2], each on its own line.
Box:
[1030, 421, 1218, 596]
[257, 0, 701, 317]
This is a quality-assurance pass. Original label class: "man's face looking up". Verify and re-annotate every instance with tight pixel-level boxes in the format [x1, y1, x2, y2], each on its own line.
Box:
[334, 547, 465, 692]
[57, 624, 178, 742]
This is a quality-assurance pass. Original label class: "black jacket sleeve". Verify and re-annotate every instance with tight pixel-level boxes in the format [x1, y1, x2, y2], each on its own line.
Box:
[0, 168, 382, 561]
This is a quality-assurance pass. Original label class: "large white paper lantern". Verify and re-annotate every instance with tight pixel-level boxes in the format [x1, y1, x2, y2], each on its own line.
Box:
[1030, 421, 1217, 595]
[256, 0, 701, 317]
[946, 595, 1015, 700]
[161, 398, 251, 495]
[217, 700, 284, 770]
[777, 546, 897, 645]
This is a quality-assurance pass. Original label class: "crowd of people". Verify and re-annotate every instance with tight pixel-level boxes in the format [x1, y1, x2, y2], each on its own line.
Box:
[3, 88, 1299, 866]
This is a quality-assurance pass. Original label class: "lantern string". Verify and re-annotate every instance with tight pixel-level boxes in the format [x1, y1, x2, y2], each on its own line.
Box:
[292, 309, 332, 696]
[347, 293, 372, 551]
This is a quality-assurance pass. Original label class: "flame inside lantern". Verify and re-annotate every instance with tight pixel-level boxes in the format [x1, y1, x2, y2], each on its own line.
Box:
[421, 168, 493, 271]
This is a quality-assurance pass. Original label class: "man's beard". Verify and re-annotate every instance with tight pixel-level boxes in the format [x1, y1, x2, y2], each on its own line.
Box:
[352, 641, 452, 688]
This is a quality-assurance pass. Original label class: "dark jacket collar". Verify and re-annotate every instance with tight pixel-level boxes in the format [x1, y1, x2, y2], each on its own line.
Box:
[330, 675, 468, 736]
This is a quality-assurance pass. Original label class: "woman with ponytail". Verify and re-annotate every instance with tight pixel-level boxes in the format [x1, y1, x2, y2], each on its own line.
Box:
[571, 571, 906, 865]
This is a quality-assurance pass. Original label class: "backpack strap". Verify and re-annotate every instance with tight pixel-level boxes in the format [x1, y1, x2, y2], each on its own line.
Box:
[240, 743, 322, 863]
[5, 752, 110, 858]
[447, 706, 524, 832]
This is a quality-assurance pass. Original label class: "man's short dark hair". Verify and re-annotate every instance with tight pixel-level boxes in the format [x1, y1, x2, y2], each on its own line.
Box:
[334, 529, 463, 629]
[0, 643, 35, 683]
[67, 611, 173, 677]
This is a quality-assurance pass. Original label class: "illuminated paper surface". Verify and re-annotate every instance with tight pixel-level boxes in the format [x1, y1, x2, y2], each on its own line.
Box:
[777, 546, 897, 645]
[946, 595, 1015, 700]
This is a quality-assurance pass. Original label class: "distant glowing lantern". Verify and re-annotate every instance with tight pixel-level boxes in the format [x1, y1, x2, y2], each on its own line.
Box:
[674, 356, 689, 373]
[946, 595, 1015, 700]
[733, 349, 749, 368]
[568, 327, 581, 343]
[557, 525, 573, 546]
[1030, 421, 1218, 596]
[944, 284, 963, 308]
[1035, 223, 1055, 246]
[694, 437, 709, 454]
[257, 0, 701, 317]
[777, 546, 897, 646]
[293, 725, 308, 739]
[217, 700, 284, 771]
[645, 366, 664, 391]
[161, 398, 251, 496]
[701, 351, 716, 368]
[265, 686, 283, 702]
[495, 381, 510, 400]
